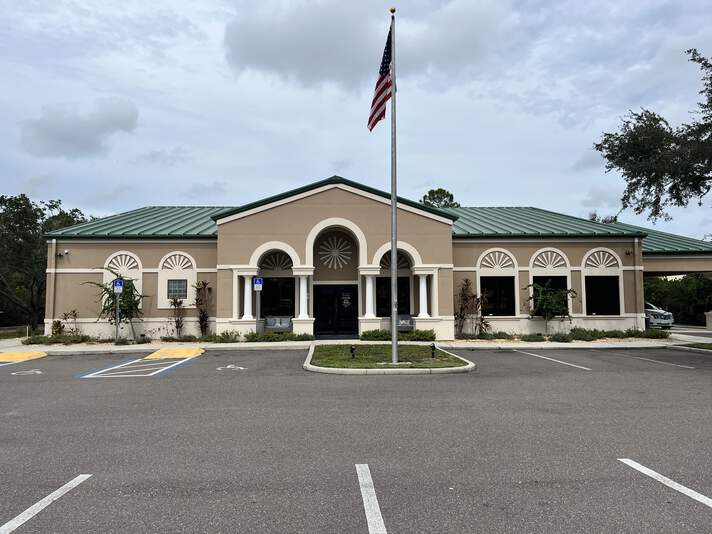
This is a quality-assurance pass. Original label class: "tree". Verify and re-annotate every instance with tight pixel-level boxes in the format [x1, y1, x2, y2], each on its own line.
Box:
[84, 275, 144, 340]
[594, 49, 712, 221]
[0, 195, 87, 329]
[644, 274, 712, 326]
[453, 278, 488, 336]
[526, 283, 577, 334]
[420, 188, 460, 208]
[588, 211, 619, 224]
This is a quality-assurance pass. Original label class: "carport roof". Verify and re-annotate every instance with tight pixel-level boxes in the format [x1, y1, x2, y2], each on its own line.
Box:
[608, 221, 712, 255]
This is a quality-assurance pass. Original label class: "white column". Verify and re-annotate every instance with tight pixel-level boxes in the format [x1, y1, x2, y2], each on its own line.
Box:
[298, 275, 309, 319]
[418, 274, 429, 318]
[364, 275, 376, 318]
[242, 275, 253, 320]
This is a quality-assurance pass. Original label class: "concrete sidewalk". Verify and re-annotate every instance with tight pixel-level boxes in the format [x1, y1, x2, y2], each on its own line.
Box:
[0, 336, 683, 355]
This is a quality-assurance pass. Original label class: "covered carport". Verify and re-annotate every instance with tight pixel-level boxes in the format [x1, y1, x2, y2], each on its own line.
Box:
[611, 222, 712, 329]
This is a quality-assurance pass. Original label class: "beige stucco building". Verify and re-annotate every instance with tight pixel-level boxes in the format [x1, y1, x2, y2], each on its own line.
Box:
[44, 177, 712, 340]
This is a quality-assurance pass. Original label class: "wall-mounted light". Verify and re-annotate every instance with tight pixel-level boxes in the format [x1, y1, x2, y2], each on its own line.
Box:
[625, 250, 632, 256]
[56, 249, 70, 257]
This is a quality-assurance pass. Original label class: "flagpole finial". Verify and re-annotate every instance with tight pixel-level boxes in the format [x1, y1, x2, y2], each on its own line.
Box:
[389, 7, 396, 14]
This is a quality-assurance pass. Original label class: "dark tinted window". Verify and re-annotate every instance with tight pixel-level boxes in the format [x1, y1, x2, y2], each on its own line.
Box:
[376, 277, 410, 316]
[585, 276, 620, 315]
[481, 276, 516, 316]
[262, 278, 295, 316]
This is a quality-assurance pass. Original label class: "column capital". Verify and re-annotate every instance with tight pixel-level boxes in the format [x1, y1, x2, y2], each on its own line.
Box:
[292, 266, 314, 276]
[359, 265, 381, 276]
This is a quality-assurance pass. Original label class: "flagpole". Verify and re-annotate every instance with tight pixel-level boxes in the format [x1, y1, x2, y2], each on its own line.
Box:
[389, 7, 398, 364]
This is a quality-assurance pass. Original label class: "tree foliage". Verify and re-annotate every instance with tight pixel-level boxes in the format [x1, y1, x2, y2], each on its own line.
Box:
[420, 188, 460, 208]
[0, 195, 87, 328]
[594, 49, 712, 221]
[526, 283, 577, 334]
[84, 275, 144, 339]
[588, 211, 619, 224]
[644, 274, 712, 326]
[454, 278, 488, 336]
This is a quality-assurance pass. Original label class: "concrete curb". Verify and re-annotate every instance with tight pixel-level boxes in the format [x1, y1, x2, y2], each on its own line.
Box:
[439, 342, 677, 351]
[302, 343, 476, 375]
[670, 345, 712, 356]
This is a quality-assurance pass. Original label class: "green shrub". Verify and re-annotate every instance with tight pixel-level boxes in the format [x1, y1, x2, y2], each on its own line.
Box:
[179, 335, 197, 342]
[136, 336, 151, 344]
[360, 329, 391, 341]
[213, 330, 241, 343]
[548, 333, 572, 342]
[360, 329, 436, 341]
[569, 327, 603, 341]
[520, 333, 546, 342]
[602, 330, 626, 338]
[114, 338, 130, 345]
[243, 331, 315, 342]
[22, 334, 93, 345]
[160, 336, 178, 342]
[626, 328, 670, 339]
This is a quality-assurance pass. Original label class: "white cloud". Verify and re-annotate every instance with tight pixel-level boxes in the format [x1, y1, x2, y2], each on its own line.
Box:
[20, 98, 138, 158]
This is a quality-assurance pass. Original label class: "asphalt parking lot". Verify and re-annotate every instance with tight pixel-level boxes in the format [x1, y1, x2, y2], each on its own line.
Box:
[1, 346, 711, 533]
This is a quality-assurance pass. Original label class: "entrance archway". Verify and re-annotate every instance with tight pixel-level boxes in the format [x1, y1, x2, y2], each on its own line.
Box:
[312, 227, 360, 337]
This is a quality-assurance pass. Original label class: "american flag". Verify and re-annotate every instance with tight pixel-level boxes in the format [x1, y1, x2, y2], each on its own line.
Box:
[367, 27, 393, 131]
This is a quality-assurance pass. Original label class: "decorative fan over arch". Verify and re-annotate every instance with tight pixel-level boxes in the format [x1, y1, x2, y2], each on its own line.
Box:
[319, 236, 353, 269]
[480, 250, 515, 269]
[107, 253, 140, 273]
[260, 251, 293, 271]
[585, 250, 619, 269]
[380, 251, 411, 270]
[161, 253, 194, 270]
[532, 250, 567, 269]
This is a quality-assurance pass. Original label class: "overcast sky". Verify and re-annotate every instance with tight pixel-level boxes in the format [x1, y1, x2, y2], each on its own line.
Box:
[2, 0, 711, 238]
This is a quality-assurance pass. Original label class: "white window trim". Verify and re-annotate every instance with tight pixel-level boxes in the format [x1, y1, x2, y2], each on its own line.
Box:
[102, 251, 143, 308]
[580, 247, 625, 317]
[528, 247, 572, 315]
[157, 252, 197, 309]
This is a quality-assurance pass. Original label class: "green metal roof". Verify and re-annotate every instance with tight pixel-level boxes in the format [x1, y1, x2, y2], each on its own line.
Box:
[608, 221, 712, 255]
[445, 206, 645, 239]
[46, 206, 229, 239]
[44, 176, 712, 256]
[210, 175, 459, 222]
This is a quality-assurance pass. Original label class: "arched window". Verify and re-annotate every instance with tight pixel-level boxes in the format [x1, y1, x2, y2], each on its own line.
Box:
[158, 252, 197, 309]
[476, 248, 518, 317]
[529, 248, 571, 314]
[103, 251, 142, 298]
[581, 248, 623, 316]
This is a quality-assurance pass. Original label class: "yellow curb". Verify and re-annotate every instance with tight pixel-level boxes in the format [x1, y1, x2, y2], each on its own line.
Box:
[144, 347, 204, 360]
[0, 351, 48, 363]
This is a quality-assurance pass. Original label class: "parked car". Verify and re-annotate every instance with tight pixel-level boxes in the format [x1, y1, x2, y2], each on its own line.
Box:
[645, 302, 674, 329]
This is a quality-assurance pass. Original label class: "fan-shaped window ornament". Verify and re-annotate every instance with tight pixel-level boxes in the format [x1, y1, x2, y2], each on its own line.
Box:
[107, 253, 139, 273]
[161, 253, 193, 270]
[260, 251, 293, 271]
[480, 250, 515, 269]
[319, 236, 353, 269]
[380, 252, 411, 270]
[585, 250, 619, 269]
[532, 250, 567, 269]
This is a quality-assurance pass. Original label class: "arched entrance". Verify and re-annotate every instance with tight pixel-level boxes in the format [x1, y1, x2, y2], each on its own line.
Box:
[257, 250, 295, 332]
[312, 228, 359, 337]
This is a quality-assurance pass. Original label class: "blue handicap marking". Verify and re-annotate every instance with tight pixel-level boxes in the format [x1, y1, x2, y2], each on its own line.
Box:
[253, 277, 263, 287]
[113, 279, 124, 288]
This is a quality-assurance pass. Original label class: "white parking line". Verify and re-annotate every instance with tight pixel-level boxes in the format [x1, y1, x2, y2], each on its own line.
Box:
[513, 350, 592, 371]
[0, 474, 92, 533]
[355, 464, 387, 534]
[81, 358, 143, 378]
[631, 356, 695, 369]
[618, 459, 712, 509]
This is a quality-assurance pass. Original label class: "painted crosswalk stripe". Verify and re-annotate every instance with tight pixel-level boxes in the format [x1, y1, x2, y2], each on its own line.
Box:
[619, 458, 712, 509]
[0, 474, 92, 533]
[356, 464, 387, 534]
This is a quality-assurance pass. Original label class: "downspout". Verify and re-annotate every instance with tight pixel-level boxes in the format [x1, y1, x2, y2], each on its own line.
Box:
[50, 239, 57, 331]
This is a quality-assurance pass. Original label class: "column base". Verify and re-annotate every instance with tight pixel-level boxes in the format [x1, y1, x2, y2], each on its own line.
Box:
[292, 318, 315, 336]
[413, 317, 455, 341]
[216, 319, 258, 337]
[359, 317, 382, 335]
